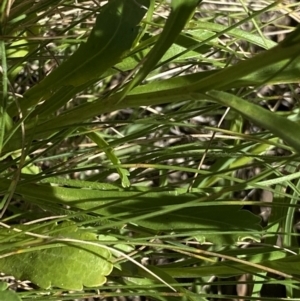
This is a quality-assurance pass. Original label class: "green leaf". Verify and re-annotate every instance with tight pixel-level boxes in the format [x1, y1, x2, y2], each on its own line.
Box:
[204, 90, 300, 153]
[0, 282, 8, 291]
[0, 280, 21, 300]
[81, 127, 130, 188]
[17, 55, 300, 149]
[0, 223, 113, 290]
[187, 21, 276, 50]
[116, 0, 202, 101]
[8, 0, 149, 115]
[4, 28, 300, 155]
[1, 179, 262, 244]
[161, 249, 300, 278]
[0, 290, 22, 301]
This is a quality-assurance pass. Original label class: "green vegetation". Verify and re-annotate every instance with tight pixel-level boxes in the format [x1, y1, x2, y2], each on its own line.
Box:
[1, 0, 300, 299]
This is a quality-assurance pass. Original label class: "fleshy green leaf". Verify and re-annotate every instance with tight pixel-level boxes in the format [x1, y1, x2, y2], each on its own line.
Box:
[0, 223, 113, 290]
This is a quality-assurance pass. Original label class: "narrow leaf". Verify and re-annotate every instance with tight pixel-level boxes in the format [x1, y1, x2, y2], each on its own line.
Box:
[204, 90, 300, 153]
[8, 0, 149, 115]
[116, 0, 202, 102]
[81, 128, 130, 188]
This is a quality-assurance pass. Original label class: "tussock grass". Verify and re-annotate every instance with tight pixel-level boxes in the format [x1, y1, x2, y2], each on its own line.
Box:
[1, 0, 300, 300]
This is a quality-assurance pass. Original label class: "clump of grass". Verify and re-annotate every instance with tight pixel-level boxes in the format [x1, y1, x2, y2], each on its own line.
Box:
[1, 0, 300, 300]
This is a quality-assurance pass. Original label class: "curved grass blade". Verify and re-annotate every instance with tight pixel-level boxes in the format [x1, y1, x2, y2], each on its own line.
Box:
[204, 90, 300, 153]
[116, 0, 202, 103]
[80, 127, 130, 188]
[8, 0, 149, 116]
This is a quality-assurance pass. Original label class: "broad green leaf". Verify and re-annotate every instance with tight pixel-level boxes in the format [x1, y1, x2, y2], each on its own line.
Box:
[100, 234, 134, 255]
[0, 282, 8, 291]
[0, 179, 262, 244]
[0, 290, 21, 301]
[0, 223, 113, 290]
[0, 282, 21, 300]
[8, 0, 149, 115]
[40, 177, 121, 190]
